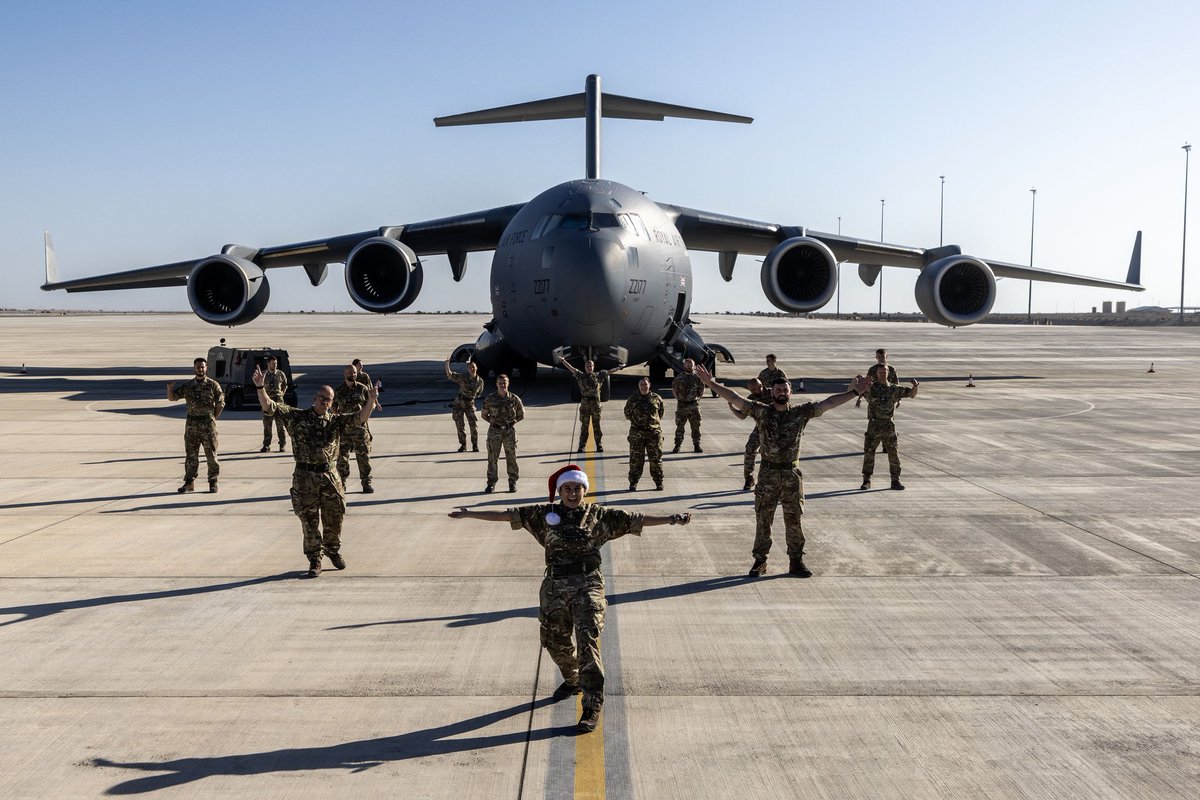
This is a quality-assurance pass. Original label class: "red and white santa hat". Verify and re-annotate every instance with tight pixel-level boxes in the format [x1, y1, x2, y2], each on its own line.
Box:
[547, 464, 589, 501]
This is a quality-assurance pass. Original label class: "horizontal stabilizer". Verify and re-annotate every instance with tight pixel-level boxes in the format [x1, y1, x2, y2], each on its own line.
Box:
[435, 92, 752, 127]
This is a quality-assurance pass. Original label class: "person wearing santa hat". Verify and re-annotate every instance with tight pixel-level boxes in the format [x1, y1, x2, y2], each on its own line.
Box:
[447, 464, 692, 733]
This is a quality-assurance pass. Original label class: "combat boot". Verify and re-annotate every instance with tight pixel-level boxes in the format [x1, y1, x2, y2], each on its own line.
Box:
[578, 706, 601, 733]
[177, 480, 194, 494]
[694, 443, 703, 453]
[457, 444, 466, 453]
[596, 444, 604, 453]
[260, 445, 270, 453]
[208, 479, 218, 494]
[362, 482, 374, 494]
[628, 483, 637, 492]
[508, 480, 517, 493]
[789, 557, 812, 578]
[484, 485, 495, 494]
[748, 558, 767, 577]
[743, 478, 754, 491]
[577, 440, 587, 453]
[471, 444, 479, 452]
[306, 559, 322, 578]
[860, 477, 871, 490]
[891, 479, 905, 490]
[279, 442, 286, 452]
[328, 552, 346, 570]
[671, 443, 681, 454]
[655, 481, 663, 491]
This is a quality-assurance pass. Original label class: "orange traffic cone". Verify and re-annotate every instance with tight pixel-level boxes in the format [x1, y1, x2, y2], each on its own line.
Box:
[966, 374, 976, 387]
[1147, 363, 1155, 373]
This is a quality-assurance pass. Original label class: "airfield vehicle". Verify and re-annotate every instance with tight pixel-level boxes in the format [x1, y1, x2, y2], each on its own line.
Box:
[206, 343, 297, 410]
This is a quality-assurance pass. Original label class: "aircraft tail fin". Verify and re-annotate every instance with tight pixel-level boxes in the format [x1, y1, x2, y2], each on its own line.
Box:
[434, 75, 750, 180]
[42, 230, 60, 288]
[1126, 231, 1142, 286]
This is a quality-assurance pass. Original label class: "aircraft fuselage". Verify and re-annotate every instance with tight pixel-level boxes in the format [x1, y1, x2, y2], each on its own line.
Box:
[487, 179, 691, 368]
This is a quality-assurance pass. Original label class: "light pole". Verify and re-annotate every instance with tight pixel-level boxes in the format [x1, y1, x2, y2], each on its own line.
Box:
[1028, 188, 1037, 323]
[1181, 143, 1191, 326]
[939, 175, 946, 246]
[836, 216, 842, 319]
[879, 199, 885, 317]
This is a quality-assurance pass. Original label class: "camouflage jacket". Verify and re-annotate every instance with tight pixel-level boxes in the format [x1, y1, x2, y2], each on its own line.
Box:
[731, 390, 769, 420]
[175, 376, 224, 418]
[573, 371, 609, 401]
[482, 393, 525, 427]
[333, 381, 370, 424]
[624, 392, 665, 429]
[758, 366, 789, 387]
[672, 373, 704, 404]
[747, 400, 825, 463]
[863, 383, 913, 428]
[268, 403, 359, 465]
[262, 369, 288, 403]
[449, 372, 485, 401]
[509, 502, 643, 568]
[356, 370, 372, 388]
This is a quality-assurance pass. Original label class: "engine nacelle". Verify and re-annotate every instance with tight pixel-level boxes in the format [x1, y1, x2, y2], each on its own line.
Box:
[345, 237, 423, 313]
[915, 256, 997, 327]
[186, 255, 271, 326]
[760, 237, 839, 313]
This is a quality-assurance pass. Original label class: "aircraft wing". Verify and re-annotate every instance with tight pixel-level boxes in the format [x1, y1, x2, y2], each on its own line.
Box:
[658, 203, 1144, 292]
[41, 204, 526, 293]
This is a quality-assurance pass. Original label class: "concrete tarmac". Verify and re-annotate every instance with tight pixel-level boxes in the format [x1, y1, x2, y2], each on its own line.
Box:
[1, 313, 1198, 799]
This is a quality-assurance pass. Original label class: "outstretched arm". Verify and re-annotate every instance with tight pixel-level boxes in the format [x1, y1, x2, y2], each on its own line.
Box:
[358, 384, 379, 426]
[444, 358, 455, 380]
[556, 353, 581, 376]
[695, 364, 748, 411]
[252, 367, 272, 412]
[448, 506, 511, 522]
[643, 512, 692, 527]
[816, 375, 871, 413]
[166, 381, 177, 402]
[908, 378, 920, 398]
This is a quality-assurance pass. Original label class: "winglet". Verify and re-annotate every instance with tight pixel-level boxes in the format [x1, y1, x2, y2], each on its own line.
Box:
[42, 230, 60, 288]
[1126, 231, 1142, 286]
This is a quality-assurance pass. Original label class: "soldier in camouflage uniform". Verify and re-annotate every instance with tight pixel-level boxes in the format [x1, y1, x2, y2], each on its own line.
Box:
[448, 465, 691, 732]
[860, 363, 919, 491]
[671, 358, 705, 453]
[167, 357, 224, 493]
[254, 367, 378, 577]
[353, 359, 383, 412]
[856, 348, 899, 409]
[757, 354, 788, 389]
[698, 364, 869, 578]
[730, 378, 768, 491]
[557, 355, 627, 453]
[333, 365, 375, 493]
[260, 356, 289, 453]
[481, 374, 525, 493]
[444, 358, 484, 452]
[624, 376, 665, 491]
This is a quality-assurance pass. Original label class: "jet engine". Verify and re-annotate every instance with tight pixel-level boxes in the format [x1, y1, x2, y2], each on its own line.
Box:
[914, 256, 997, 327]
[760, 237, 839, 313]
[186, 255, 271, 326]
[344, 237, 423, 313]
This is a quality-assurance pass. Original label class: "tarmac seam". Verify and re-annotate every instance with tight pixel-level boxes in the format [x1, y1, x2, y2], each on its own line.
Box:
[0, 479, 178, 546]
[515, 646, 544, 800]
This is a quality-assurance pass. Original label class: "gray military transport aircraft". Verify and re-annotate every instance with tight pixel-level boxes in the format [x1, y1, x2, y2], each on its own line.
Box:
[42, 75, 1143, 388]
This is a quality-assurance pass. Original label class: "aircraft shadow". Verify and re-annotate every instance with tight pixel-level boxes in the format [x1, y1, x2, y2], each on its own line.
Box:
[329, 573, 774, 632]
[92, 696, 574, 795]
[100, 495, 291, 513]
[0, 573, 296, 627]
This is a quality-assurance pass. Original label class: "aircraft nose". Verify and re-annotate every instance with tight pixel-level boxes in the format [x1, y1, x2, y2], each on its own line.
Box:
[551, 236, 625, 325]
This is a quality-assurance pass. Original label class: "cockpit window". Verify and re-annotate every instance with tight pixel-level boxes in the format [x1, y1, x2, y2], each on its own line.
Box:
[619, 213, 652, 241]
[534, 212, 620, 238]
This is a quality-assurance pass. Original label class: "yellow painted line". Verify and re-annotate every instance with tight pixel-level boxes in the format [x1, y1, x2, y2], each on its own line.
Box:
[573, 435, 606, 799]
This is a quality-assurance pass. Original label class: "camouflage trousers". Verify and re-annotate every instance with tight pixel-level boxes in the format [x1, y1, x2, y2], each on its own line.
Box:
[578, 398, 602, 448]
[486, 426, 518, 487]
[627, 427, 663, 486]
[262, 412, 287, 447]
[451, 399, 479, 447]
[743, 428, 761, 482]
[674, 402, 701, 447]
[862, 424, 901, 479]
[540, 570, 607, 711]
[183, 418, 219, 482]
[753, 465, 806, 560]
[336, 425, 372, 486]
[290, 469, 346, 560]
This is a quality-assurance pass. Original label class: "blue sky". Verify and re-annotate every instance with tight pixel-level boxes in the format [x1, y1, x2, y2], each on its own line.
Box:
[2, 0, 1196, 316]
